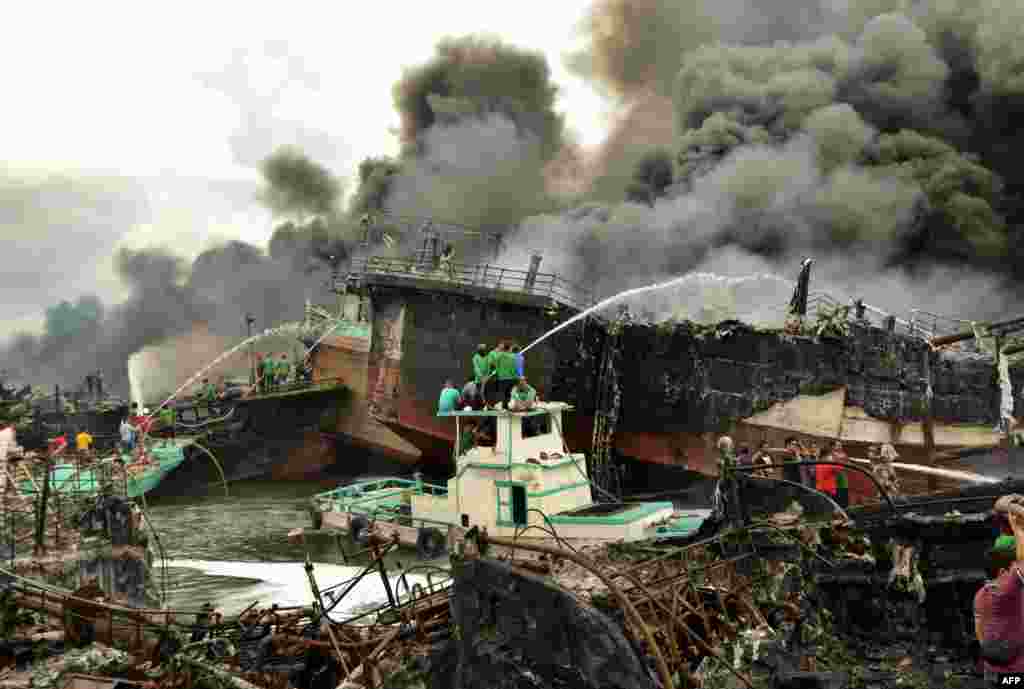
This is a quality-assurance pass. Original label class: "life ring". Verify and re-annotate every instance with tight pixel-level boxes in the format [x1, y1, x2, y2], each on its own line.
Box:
[308, 504, 323, 531]
[416, 527, 446, 560]
[350, 514, 370, 545]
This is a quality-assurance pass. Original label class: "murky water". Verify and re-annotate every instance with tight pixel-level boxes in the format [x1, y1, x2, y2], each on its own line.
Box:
[143, 477, 438, 618]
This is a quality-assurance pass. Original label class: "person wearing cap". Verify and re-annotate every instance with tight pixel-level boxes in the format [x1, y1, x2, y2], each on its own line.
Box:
[975, 495, 1024, 677]
[508, 377, 538, 412]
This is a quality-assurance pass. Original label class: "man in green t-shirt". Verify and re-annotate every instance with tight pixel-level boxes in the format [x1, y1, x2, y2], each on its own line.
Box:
[484, 343, 505, 407]
[159, 405, 176, 440]
[509, 378, 538, 411]
[261, 354, 277, 392]
[472, 344, 491, 385]
[438, 380, 461, 413]
[493, 342, 520, 408]
[276, 353, 292, 387]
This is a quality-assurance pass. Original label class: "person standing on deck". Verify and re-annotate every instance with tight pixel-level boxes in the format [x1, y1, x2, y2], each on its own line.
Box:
[782, 437, 803, 486]
[438, 380, 461, 413]
[485, 342, 506, 407]
[493, 342, 520, 409]
[254, 353, 265, 393]
[159, 404, 176, 441]
[120, 418, 135, 453]
[512, 344, 524, 378]
[801, 441, 818, 488]
[95, 370, 104, 399]
[815, 441, 839, 503]
[261, 354, 277, 393]
[200, 378, 217, 417]
[831, 440, 850, 507]
[752, 440, 773, 478]
[873, 443, 901, 497]
[471, 341, 491, 386]
[75, 429, 93, 456]
[278, 353, 292, 387]
[440, 244, 455, 280]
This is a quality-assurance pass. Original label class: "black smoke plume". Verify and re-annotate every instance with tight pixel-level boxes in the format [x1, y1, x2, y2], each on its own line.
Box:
[0, 149, 349, 396]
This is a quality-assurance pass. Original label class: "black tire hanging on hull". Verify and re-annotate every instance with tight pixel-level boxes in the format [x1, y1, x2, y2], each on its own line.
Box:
[416, 527, 446, 560]
[350, 514, 370, 545]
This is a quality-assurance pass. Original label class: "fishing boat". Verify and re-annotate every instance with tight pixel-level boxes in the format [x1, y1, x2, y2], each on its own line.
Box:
[15, 439, 189, 499]
[307, 402, 699, 558]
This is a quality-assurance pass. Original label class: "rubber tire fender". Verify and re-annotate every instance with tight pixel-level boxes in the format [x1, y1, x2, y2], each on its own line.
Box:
[350, 514, 370, 545]
[416, 526, 446, 560]
[308, 503, 323, 531]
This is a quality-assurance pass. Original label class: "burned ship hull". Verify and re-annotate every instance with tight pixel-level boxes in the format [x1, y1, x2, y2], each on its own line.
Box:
[311, 259, 1013, 502]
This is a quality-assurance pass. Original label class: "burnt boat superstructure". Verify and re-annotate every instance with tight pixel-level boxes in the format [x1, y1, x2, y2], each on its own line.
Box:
[309, 251, 1018, 503]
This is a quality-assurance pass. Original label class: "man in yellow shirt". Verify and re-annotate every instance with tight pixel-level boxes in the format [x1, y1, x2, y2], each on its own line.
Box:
[75, 429, 94, 455]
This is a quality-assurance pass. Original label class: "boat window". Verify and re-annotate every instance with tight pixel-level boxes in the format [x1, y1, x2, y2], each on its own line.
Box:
[511, 485, 528, 525]
[521, 414, 551, 439]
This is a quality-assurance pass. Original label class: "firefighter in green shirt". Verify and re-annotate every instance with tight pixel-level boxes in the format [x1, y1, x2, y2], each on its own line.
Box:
[472, 344, 492, 402]
[493, 342, 520, 408]
[277, 353, 292, 387]
[201, 379, 216, 401]
[472, 344, 491, 384]
[261, 354, 277, 392]
[508, 378, 538, 411]
[159, 405, 177, 440]
[200, 378, 217, 417]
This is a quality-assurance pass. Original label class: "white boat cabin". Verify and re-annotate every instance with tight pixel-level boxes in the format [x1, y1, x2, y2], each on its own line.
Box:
[410, 403, 672, 541]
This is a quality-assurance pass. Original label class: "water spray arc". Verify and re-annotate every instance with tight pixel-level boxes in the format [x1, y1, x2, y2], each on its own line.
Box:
[520, 272, 794, 354]
[142, 317, 340, 424]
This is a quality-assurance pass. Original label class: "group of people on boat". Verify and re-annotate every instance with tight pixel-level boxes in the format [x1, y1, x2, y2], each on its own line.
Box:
[254, 352, 310, 393]
[437, 341, 539, 413]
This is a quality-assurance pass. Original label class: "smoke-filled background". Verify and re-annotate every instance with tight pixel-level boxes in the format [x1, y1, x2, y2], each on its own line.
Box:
[5, 0, 1024, 394]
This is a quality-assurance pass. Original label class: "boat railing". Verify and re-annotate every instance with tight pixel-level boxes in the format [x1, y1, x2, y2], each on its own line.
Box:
[348, 256, 596, 312]
[315, 477, 448, 502]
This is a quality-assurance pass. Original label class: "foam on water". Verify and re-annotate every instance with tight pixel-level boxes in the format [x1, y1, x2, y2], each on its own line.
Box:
[167, 559, 430, 619]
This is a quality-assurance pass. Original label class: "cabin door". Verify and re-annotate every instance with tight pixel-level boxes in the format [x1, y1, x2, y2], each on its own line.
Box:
[511, 485, 528, 525]
[496, 481, 529, 526]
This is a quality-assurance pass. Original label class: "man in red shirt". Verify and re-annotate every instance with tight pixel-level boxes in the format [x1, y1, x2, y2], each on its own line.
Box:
[815, 442, 839, 501]
[975, 495, 1024, 678]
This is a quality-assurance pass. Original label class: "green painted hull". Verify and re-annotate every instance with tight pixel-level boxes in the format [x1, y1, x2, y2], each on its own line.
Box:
[18, 442, 188, 499]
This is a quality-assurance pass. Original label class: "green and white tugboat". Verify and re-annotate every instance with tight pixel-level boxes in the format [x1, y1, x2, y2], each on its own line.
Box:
[307, 402, 700, 558]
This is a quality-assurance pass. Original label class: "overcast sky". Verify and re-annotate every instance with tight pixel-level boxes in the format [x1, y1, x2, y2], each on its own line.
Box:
[1, 0, 610, 334]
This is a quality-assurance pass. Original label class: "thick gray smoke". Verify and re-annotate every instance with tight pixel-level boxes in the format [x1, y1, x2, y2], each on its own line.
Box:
[495, 1, 1020, 327]
[0, 150, 346, 396]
